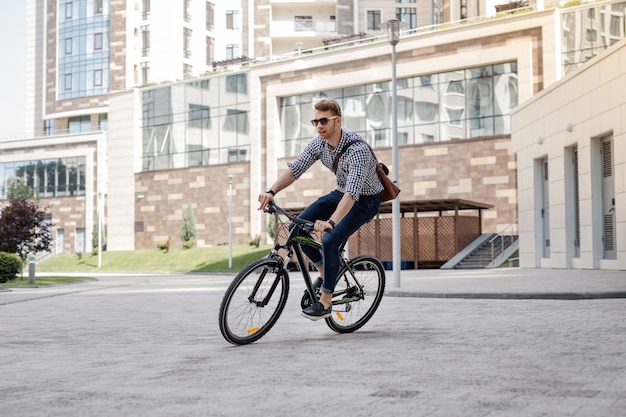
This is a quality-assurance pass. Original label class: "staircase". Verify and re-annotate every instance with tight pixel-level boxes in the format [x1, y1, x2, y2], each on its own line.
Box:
[454, 234, 518, 269]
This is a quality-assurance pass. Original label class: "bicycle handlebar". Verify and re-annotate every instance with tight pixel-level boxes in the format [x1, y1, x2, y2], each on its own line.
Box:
[264, 202, 316, 233]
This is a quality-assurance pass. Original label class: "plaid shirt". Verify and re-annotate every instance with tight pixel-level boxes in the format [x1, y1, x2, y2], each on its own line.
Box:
[288, 129, 383, 200]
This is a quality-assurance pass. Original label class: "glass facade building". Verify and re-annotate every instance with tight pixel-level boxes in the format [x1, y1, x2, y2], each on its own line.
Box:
[141, 73, 250, 171]
[0, 157, 87, 200]
[58, 0, 110, 99]
[562, 1, 626, 75]
[279, 63, 518, 157]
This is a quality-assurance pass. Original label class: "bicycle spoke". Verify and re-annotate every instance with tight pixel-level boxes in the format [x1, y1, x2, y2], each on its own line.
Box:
[219, 259, 289, 345]
[326, 256, 385, 333]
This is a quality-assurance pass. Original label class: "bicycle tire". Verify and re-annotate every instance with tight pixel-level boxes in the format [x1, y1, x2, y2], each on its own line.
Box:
[218, 258, 289, 345]
[325, 255, 385, 333]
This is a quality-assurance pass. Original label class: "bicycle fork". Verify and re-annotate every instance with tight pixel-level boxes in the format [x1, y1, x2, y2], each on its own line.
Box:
[248, 263, 283, 308]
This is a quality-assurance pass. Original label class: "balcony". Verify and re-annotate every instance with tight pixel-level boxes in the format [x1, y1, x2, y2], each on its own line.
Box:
[270, 19, 336, 38]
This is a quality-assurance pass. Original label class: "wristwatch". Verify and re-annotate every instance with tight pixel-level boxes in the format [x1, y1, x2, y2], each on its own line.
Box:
[264, 187, 275, 196]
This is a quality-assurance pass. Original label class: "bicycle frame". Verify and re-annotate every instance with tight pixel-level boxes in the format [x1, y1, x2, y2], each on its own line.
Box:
[266, 203, 358, 305]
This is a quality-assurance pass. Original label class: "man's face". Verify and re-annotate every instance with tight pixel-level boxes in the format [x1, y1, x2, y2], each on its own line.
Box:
[312, 110, 340, 141]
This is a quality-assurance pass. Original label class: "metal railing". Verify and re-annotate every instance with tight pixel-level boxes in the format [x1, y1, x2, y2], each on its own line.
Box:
[490, 219, 518, 264]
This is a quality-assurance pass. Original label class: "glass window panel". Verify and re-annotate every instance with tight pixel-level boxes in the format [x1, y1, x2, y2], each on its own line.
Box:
[366, 92, 387, 129]
[415, 101, 438, 122]
[342, 97, 367, 132]
[57, 159, 67, 195]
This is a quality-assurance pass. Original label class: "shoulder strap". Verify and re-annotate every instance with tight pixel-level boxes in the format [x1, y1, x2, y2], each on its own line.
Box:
[332, 139, 370, 173]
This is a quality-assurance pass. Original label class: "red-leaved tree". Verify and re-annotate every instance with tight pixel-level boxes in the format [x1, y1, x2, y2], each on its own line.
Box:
[0, 179, 52, 260]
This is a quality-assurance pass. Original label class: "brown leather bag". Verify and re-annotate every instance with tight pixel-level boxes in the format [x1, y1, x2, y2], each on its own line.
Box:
[332, 140, 401, 203]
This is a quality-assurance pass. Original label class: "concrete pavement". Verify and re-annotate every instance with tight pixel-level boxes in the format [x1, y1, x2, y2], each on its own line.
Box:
[1, 268, 625, 416]
[385, 267, 626, 299]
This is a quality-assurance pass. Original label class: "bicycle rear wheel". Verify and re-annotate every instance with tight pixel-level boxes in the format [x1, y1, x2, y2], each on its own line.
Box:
[219, 258, 289, 345]
[325, 255, 385, 333]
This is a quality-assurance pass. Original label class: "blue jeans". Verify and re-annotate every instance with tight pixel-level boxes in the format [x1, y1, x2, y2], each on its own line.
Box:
[297, 190, 381, 295]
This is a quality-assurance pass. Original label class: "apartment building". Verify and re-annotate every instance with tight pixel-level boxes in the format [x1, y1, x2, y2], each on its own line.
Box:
[2, 0, 625, 269]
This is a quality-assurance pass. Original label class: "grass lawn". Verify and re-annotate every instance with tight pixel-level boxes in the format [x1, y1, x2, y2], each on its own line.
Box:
[35, 244, 273, 274]
[0, 276, 97, 288]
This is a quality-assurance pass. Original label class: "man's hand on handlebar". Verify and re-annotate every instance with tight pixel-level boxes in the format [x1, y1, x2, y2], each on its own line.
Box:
[258, 192, 274, 211]
[314, 220, 334, 234]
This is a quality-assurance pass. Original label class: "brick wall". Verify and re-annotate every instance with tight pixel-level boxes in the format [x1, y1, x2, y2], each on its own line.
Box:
[134, 163, 252, 250]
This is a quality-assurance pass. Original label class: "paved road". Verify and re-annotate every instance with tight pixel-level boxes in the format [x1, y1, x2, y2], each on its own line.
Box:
[1, 269, 625, 416]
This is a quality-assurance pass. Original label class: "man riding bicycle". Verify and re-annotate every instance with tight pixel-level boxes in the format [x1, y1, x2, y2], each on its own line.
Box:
[258, 99, 383, 320]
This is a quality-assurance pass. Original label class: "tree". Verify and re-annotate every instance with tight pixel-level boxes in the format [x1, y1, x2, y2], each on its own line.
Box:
[92, 217, 107, 255]
[0, 179, 53, 260]
[180, 203, 197, 249]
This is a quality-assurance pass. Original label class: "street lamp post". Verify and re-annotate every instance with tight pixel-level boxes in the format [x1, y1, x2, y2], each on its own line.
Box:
[228, 175, 233, 269]
[382, 19, 403, 288]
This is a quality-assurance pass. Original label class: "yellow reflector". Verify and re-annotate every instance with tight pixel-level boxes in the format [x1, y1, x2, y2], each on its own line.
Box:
[247, 327, 259, 334]
[335, 312, 344, 321]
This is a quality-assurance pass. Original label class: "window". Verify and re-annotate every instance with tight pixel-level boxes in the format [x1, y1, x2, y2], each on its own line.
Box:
[184, 0, 192, 22]
[142, 26, 150, 57]
[294, 16, 313, 31]
[184, 28, 192, 58]
[610, 15, 622, 38]
[228, 149, 247, 163]
[142, 0, 150, 19]
[206, 2, 215, 31]
[447, 80, 465, 94]
[94, 69, 102, 86]
[586, 28, 598, 42]
[188, 104, 210, 129]
[206, 36, 214, 65]
[396, 7, 417, 29]
[587, 8, 596, 20]
[65, 38, 72, 54]
[226, 73, 247, 94]
[65, 2, 73, 19]
[44, 120, 54, 136]
[65, 74, 72, 91]
[226, 10, 240, 30]
[141, 62, 150, 83]
[367, 10, 381, 31]
[183, 63, 192, 77]
[69, 116, 91, 134]
[94, 33, 103, 50]
[224, 109, 249, 132]
[226, 44, 239, 60]
[95, 0, 103, 14]
[460, 0, 468, 20]
[446, 108, 464, 126]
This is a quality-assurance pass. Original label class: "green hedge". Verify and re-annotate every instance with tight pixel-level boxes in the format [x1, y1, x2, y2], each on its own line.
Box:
[0, 252, 23, 283]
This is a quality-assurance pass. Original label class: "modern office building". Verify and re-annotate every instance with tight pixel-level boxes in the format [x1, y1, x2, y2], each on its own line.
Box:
[512, 38, 626, 270]
[1, 0, 624, 269]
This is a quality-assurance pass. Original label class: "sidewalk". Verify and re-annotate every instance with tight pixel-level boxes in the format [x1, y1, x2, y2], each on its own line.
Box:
[2, 269, 625, 417]
[384, 267, 626, 299]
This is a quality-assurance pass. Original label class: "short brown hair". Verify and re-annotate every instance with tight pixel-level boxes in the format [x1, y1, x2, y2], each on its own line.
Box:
[314, 99, 342, 117]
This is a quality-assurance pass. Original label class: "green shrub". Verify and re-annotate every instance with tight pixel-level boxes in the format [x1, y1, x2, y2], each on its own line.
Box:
[247, 235, 261, 248]
[157, 237, 171, 253]
[182, 238, 196, 250]
[0, 252, 23, 283]
[180, 204, 197, 248]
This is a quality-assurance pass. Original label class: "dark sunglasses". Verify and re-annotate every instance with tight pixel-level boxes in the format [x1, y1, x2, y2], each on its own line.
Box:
[310, 116, 338, 126]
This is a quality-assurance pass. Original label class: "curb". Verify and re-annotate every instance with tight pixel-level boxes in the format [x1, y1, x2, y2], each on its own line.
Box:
[385, 290, 626, 300]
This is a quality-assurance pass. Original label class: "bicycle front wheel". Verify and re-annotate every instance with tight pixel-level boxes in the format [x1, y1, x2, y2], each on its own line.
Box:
[219, 258, 289, 345]
[326, 255, 385, 333]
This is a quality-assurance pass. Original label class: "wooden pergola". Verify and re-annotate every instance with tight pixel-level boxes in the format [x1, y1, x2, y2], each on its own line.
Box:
[351, 198, 493, 269]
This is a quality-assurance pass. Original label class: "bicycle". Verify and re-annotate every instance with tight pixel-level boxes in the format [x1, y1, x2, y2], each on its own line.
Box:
[218, 202, 386, 345]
